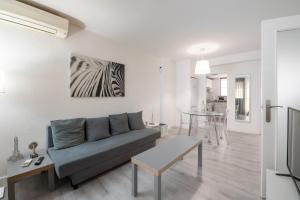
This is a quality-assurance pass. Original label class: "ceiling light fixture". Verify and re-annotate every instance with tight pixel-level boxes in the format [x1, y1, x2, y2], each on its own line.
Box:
[194, 47, 211, 75]
[195, 60, 210, 75]
[187, 42, 220, 75]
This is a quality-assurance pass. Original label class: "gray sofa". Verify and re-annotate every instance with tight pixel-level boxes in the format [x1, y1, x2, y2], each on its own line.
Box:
[46, 117, 160, 189]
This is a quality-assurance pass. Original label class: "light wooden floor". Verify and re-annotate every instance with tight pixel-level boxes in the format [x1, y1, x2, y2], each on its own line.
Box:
[13, 128, 262, 200]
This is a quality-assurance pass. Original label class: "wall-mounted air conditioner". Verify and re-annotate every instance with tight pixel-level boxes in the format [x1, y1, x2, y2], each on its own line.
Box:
[0, 0, 69, 38]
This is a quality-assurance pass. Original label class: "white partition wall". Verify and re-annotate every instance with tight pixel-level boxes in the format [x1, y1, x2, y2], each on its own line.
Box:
[175, 60, 192, 127]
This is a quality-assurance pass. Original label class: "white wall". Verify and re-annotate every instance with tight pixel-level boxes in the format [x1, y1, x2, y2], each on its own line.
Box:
[211, 60, 261, 134]
[197, 75, 207, 111]
[160, 59, 176, 127]
[211, 78, 221, 98]
[175, 60, 192, 126]
[190, 78, 199, 108]
[0, 24, 176, 176]
[210, 50, 261, 66]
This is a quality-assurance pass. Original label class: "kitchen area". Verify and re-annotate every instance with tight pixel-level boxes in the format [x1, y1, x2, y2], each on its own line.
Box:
[206, 73, 227, 114]
[176, 58, 259, 135]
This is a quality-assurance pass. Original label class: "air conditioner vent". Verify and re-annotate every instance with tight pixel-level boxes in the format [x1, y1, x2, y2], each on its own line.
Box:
[0, 0, 69, 38]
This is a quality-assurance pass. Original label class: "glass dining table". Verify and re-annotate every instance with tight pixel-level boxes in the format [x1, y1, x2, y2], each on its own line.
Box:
[181, 111, 224, 145]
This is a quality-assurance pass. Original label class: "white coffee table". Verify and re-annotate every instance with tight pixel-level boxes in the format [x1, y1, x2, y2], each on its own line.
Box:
[131, 136, 202, 200]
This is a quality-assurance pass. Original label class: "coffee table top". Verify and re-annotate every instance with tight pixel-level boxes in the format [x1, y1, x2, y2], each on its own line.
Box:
[132, 136, 202, 176]
[7, 150, 53, 181]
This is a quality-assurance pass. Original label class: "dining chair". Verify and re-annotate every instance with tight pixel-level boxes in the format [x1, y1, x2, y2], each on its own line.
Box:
[178, 110, 190, 134]
[216, 110, 229, 144]
[192, 107, 215, 143]
[196, 115, 213, 143]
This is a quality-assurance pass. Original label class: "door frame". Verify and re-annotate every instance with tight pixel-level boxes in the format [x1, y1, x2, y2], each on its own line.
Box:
[261, 15, 300, 198]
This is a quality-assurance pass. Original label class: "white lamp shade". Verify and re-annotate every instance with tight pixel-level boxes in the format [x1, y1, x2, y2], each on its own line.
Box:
[195, 60, 210, 75]
[0, 69, 5, 94]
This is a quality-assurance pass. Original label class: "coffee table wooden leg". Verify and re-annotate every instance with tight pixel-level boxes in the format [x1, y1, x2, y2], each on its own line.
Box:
[154, 175, 161, 200]
[8, 181, 15, 200]
[198, 143, 202, 168]
[132, 163, 138, 196]
[48, 167, 55, 191]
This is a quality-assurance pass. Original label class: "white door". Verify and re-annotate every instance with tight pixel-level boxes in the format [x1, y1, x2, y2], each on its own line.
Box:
[277, 29, 300, 172]
[261, 15, 300, 198]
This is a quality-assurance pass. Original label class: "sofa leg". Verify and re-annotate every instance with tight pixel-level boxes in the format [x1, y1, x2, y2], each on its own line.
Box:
[73, 184, 79, 190]
[71, 182, 79, 190]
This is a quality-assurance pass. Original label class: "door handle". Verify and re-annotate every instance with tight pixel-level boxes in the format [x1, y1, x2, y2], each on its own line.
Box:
[266, 100, 283, 123]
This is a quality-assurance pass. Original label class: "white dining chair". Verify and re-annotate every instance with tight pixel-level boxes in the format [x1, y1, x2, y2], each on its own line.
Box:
[216, 110, 229, 144]
[193, 106, 215, 143]
[178, 109, 190, 134]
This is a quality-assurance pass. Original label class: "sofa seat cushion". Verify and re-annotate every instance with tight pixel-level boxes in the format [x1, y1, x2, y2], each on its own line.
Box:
[48, 128, 160, 178]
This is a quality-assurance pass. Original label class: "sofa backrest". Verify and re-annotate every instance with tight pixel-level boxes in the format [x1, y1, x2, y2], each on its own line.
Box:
[46, 114, 144, 150]
[46, 117, 111, 149]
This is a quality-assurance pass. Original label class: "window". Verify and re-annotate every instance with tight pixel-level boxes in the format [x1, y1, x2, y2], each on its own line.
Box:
[220, 78, 227, 96]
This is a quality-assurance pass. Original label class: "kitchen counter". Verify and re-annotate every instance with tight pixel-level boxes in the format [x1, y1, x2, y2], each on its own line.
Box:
[207, 100, 227, 103]
[207, 101, 227, 113]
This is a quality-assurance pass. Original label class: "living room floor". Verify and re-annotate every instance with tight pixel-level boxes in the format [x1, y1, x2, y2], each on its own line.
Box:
[13, 129, 261, 200]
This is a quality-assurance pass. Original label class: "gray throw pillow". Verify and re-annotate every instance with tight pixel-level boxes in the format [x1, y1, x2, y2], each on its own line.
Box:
[109, 113, 130, 135]
[51, 118, 85, 150]
[127, 111, 145, 130]
[86, 117, 111, 142]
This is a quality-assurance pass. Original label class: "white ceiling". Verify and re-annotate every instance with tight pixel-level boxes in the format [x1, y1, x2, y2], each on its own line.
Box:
[25, 0, 300, 60]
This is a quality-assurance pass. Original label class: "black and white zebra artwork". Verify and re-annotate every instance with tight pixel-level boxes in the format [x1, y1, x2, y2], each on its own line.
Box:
[70, 53, 125, 97]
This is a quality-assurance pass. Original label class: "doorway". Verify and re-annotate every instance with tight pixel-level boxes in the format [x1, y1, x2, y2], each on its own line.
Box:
[206, 73, 228, 113]
[261, 16, 300, 197]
